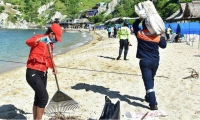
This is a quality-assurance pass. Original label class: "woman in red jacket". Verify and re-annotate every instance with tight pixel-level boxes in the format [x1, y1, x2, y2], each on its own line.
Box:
[26, 23, 62, 120]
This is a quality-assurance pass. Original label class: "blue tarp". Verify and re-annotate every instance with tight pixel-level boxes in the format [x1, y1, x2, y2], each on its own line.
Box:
[95, 25, 105, 29]
[177, 22, 200, 34]
[165, 22, 200, 35]
[129, 22, 200, 35]
[165, 23, 170, 29]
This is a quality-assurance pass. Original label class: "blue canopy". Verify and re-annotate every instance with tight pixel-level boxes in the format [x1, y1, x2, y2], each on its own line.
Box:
[168, 23, 178, 33]
[164, 23, 170, 29]
[178, 22, 200, 34]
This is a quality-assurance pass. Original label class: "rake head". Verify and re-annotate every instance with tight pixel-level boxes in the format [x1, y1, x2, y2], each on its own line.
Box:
[45, 90, 79, 114]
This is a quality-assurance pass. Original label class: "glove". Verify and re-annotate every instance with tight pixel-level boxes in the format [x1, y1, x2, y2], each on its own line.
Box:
[134, 3, 147, 19]
[40, 36, 51, 44]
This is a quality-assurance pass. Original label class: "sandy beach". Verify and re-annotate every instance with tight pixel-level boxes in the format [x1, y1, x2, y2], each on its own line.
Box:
[0, 30, 200, 120]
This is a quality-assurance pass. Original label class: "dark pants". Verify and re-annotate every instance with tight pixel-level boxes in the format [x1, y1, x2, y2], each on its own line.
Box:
[118, 39, 129, 59]
[166, 33, 170, 40]
[139, 59, 158, 106]
[108, 32, 111, 38]
[26, 68, 48, 108]
[113, 32, 117, 38]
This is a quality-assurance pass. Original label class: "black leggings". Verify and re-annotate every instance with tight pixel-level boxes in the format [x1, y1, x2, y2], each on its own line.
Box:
[26, 68, 48, 108]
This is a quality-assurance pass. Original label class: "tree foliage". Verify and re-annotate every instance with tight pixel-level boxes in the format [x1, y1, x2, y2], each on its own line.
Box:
[109, 0, 181, 23]
[0, 6, 5, 13]
[1, 0, 194, 25]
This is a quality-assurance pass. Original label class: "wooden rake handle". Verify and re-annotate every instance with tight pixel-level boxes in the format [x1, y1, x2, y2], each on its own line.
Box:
[47, 44, 60, 91]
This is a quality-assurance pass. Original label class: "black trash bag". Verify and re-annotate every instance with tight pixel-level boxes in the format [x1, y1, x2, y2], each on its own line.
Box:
[99, 96, 120, 120]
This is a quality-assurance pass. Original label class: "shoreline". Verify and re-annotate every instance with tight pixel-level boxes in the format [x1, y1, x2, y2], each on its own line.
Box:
[0, 30, 93, 75]
[0, 30, 200, 119]
[0, 30, 102, 76]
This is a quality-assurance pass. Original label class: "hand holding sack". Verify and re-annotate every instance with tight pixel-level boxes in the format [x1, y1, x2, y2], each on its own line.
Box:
[135, 1, 165, 35]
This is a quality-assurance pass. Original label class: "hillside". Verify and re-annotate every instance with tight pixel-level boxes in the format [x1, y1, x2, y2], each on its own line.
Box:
[0, 0, 193, 28]
[0, 0, 111, 26]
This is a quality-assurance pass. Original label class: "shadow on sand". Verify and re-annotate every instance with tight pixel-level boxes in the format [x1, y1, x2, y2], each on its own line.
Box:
[71, 83, 149, 109]
[98, 55, 116, 60]
[0, 104, 31, 119]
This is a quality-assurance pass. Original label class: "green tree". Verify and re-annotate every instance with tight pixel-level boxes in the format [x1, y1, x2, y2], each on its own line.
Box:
[0, 6, 5, 13]
[7, 12, 17, 23]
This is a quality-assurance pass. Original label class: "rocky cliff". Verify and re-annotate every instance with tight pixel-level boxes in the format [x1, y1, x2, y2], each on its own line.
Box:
[0, 0, 120, 29]
[0, 1, 65, 29]
[104, 0, 120, 16]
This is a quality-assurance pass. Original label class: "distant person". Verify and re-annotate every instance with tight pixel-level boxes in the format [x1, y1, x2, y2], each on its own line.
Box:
[166, 27, 171, 41]
[113, 25, 117, 38]
[25, 23, 63, 119]
[107, 26, 112, 38]
[174, 33, 180, 43]
[88, 24, 92, 32]
[132, 18, 167, 110]
[92, 26, 95, 31]
[170, 29, 174, 34]
[116, 22, 131, 60]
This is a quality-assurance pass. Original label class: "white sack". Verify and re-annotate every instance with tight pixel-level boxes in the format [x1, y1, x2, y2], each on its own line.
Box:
[135, 1, 165, 35]
[134, 3, 147, 19]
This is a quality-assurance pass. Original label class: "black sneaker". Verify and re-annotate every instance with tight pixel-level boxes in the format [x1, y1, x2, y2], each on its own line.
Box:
[150, 105, 158, 110]
[116, 56, 120, 60]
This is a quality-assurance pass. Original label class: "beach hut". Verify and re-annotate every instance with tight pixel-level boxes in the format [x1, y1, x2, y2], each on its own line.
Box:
[166, 1, 200, 22]
[79, 18, 90, 24]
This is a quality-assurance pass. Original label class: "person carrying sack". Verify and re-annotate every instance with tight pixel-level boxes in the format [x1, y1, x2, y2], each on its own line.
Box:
[132, 18, 167, 110]
[116, 22, 131, 60]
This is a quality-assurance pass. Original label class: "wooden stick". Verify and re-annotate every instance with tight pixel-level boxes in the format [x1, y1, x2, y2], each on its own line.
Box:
[141, 112, 149, 120]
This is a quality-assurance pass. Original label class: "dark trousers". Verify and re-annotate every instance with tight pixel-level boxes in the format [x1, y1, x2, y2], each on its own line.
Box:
[26, 68, 48, 108]
[139, 59, 158, 106]
[108, 32, 111, 38]
[113, 32, 117, 38]
[118, 39, 129, 58]
[166, 33, 170, 39]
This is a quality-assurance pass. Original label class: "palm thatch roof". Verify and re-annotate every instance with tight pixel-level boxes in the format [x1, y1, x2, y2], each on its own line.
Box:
[105, 17, 138, 23]
[188, 2, 200, 17]
[79, 18, 90, 23]
[166, 1, 200, 21]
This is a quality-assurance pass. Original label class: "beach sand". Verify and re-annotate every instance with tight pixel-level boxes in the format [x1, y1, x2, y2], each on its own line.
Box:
[0, 30, 200, 120]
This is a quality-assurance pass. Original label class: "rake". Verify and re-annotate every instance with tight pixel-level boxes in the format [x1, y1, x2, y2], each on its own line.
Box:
[45, 44, 79, 114]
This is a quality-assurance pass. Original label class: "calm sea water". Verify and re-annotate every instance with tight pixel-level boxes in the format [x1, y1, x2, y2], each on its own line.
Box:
[0, 29, 92, 74]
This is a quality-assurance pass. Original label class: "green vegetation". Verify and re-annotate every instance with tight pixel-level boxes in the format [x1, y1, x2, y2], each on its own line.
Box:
[0, 6, 5, 13]
[1, 0, 194, 25]
[7, 12, 17, 23]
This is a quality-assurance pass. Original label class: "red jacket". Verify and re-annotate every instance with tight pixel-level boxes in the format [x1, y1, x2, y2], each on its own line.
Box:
[26, 34, 54, 72]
